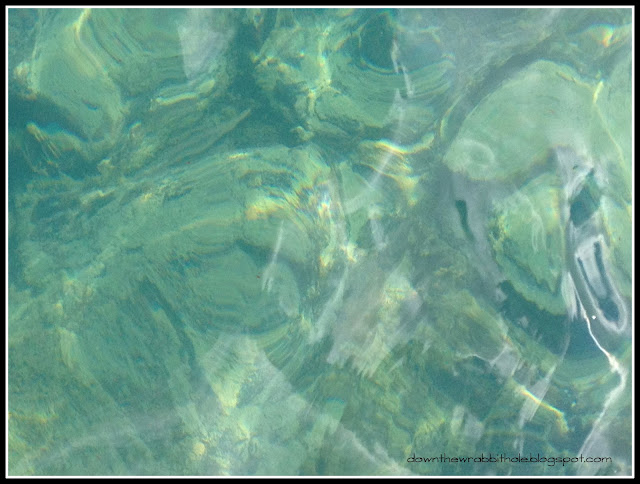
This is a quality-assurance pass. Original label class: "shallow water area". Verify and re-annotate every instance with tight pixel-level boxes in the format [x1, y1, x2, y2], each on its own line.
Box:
[7, 7, 632, 476]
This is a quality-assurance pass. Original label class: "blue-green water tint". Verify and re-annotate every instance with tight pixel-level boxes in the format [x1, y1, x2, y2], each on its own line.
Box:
[8, 8, 632, 476]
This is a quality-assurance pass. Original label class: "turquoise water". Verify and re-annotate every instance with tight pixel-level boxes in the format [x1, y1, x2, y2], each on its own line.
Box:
[7, 8, 632, 476]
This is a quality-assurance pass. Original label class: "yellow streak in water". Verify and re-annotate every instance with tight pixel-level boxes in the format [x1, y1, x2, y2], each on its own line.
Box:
[517, 384, 568, 433]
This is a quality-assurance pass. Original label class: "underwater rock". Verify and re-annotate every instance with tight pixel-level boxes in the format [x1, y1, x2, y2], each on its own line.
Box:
[443, 53, 631, 323]
[443, 60, 619, 184]
[11, 9, 240, 178]
[252, 10, 454, 146]
[488, 173, 566, 315]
